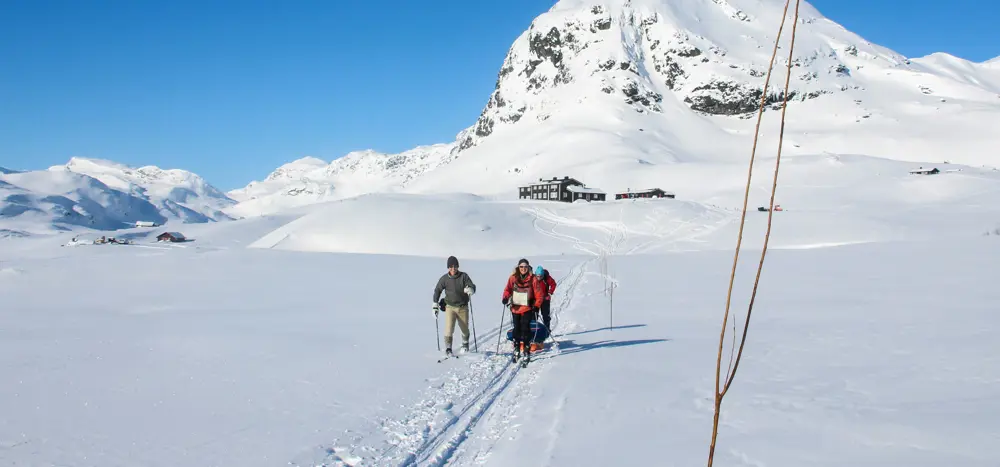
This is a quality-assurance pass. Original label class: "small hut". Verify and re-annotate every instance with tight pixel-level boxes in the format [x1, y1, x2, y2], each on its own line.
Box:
[156, 232, 186, 243]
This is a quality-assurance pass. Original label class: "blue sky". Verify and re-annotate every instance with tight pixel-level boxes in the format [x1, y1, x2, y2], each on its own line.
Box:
[1, 0, 996, 191]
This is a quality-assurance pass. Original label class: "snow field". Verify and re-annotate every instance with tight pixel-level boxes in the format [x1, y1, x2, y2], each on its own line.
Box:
[1, 183, 999, 466]
[0, 244, 547, 467]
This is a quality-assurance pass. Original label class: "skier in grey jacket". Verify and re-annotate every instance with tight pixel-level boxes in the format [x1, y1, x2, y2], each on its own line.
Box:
[433, 255, 477, 355]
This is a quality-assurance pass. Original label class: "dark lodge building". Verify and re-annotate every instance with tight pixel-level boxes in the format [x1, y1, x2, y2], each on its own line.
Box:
[518, 176, 606, 202]
[614, 188, 675, 200]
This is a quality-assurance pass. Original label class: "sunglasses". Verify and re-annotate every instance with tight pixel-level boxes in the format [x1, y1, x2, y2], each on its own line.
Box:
[518, 265, 529, 269]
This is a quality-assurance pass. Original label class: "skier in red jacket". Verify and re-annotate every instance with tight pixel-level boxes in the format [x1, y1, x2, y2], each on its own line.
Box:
[502, 258, 545, 363]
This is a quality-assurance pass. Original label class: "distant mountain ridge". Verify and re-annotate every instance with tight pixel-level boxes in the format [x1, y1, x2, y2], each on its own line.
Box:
[1, 158, 236, 235]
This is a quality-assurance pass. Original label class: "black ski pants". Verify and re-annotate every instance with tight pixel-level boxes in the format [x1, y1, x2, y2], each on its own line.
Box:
[539, 299, 551, 331]
[511, 310, 534, 353]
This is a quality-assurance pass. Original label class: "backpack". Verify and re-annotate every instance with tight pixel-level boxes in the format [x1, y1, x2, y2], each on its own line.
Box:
[510, 276, 534, 307]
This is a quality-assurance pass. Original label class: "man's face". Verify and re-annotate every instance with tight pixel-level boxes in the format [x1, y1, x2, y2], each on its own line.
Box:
[448, 265, 458, 274]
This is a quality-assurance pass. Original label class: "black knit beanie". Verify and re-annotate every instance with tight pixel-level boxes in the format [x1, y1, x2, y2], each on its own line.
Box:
[447, 256, 459, 268]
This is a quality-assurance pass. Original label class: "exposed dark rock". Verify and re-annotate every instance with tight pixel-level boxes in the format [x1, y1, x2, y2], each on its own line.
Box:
[834, 64, 850, 76]
[622, 80, 663, 111]
[554, 67, 573, 85]
[684, 80, 807, 115]
[591, 5, 603, 14]
[619, 61, 639, 75]
[509, 106, 526, 123]
[674, 45, 702, 57]
[652, 54, 686, 89]
[486, 90, 507, 109]
[474, 117, 494, 137]
[458, 136, 475, 151]
[591, 17, 612, 32]
[598, 59, 616, 71]
[524, 27, 564, 77]
[528, 75, 549, 90]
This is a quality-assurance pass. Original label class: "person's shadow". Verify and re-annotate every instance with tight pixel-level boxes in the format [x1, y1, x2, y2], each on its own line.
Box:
[536, 335, 668, 360]
[557, 324, 646, 337]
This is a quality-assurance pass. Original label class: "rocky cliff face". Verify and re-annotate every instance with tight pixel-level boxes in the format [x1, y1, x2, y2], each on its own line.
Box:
[454, 0, 906, 151]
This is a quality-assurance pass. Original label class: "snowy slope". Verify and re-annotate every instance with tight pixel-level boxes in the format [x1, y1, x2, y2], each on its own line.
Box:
[225, 143, 455, 217]
[1, 191, 998, 466]
[0, 169, 167, 235]
[247, 155, 1000, 258]
[50, 157, 236, 222]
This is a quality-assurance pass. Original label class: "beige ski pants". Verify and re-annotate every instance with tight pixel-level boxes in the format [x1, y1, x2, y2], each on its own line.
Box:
[443, 304, 470, 349]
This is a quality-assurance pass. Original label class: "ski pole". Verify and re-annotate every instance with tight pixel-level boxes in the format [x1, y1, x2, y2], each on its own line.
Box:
[469, 298, 479, 352]
[435, 311, 440, 351]
[495, 303, 508, 356]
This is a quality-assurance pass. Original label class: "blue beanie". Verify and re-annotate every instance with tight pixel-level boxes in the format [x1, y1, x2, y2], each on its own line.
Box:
[534, 265, 544, 276]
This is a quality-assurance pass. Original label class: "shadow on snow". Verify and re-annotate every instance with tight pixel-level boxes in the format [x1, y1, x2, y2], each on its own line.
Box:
[557, 323, 647, 336]
[542, 337, 669, 359]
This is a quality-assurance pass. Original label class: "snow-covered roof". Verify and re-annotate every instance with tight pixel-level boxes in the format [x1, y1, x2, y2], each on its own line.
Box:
[160, 232, 186, 239]
[625, 188, 675, 195]
[567, 185, 605, 194]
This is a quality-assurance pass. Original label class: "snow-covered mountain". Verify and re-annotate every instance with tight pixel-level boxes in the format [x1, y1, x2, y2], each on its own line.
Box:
[1, 158, 236, 235]
[225, 143, 455, 217]
[403, 0, 1000, 197]
[0, 169, 167, 236]
[49, 157, 236, 222]
[231, 0, 1000, 214]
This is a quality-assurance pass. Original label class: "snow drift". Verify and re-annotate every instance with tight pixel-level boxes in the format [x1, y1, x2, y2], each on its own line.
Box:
[246, 153, 1000, 258]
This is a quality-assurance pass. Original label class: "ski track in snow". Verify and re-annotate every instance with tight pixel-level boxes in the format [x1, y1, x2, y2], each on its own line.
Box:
[293, 207, 614, 466]
[298, 200, 726, 466]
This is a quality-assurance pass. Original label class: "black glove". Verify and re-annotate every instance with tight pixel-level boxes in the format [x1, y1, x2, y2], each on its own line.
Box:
[502, 297, 509, 306]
